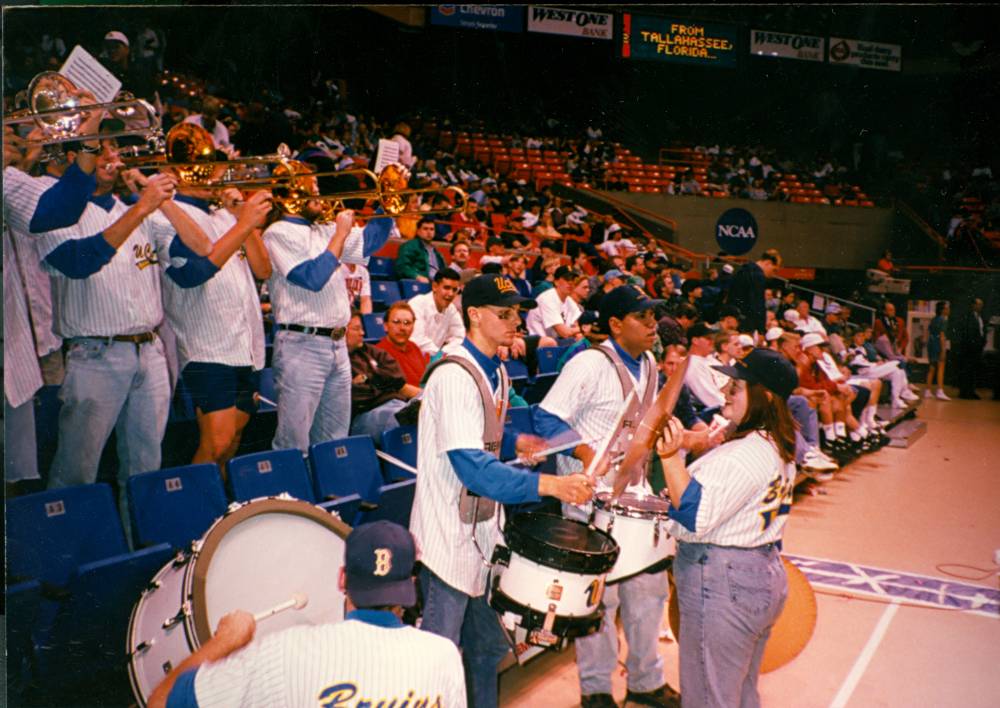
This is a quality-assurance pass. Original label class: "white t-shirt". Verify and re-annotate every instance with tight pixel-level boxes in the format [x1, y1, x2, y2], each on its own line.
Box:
[343, 263, 371, 307]
[184, 114, 232, 150]
[525, 287, 574, 338]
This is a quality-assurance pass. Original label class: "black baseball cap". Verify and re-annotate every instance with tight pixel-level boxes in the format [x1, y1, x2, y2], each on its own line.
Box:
[462, 274, 537, 311]
[687, 322, 716, 339]
[712, 348, 798, 400]
[345, 521, 417, 608]
[598, 285, 664, 333]
[553, 265, 579, 282]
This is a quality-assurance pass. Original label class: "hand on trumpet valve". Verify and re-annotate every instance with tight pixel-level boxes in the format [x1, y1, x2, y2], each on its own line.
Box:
[120, 167, 148, 194]
[655, 416, 685, 460]
[220, 187, 244, 214]
[237, 190, 274, 229]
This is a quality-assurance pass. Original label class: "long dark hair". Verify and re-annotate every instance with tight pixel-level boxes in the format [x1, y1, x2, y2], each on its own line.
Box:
[731, 382, 797, 464]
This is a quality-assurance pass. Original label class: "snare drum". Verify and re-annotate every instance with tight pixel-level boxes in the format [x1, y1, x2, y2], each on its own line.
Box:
[592, 491, 675, 583]
[489, 513, 619, 646]
[127, 497, 351, 706]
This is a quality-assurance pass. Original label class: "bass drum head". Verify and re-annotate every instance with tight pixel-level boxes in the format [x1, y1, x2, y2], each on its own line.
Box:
[190, 498, 351, 645]
[668, 557, 817, 673]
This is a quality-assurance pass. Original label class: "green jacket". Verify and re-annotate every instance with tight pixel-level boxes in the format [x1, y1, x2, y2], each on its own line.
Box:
[395, 238, 446, 280]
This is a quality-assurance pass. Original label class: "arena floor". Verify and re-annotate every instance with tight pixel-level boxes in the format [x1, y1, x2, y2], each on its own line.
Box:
[500, 395, 1000, 707]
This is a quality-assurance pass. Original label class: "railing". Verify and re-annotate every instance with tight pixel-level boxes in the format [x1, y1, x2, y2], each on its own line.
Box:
[894, 198, 947, 253]
[778, 281, 877, 325]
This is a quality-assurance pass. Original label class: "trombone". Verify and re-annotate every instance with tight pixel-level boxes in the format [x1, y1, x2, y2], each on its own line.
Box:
[3, 71, 164, 160]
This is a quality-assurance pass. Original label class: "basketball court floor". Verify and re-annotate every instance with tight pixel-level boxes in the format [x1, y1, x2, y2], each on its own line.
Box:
[500, 396, 1000, 707]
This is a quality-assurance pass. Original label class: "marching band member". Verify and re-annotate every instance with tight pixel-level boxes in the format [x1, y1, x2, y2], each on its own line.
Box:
[533, 285, 681, 708]
[657, 349, 799, 708]
[411, 275, 593, 708]
[262, 178, 394, 453]
[35, 137, 212, 526]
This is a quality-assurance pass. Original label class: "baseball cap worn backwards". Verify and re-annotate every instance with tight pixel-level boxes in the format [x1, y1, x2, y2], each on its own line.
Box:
[712, 348, 799, 400]
[345, 521, 418, 608]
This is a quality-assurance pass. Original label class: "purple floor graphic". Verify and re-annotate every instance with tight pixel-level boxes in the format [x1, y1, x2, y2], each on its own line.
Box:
[785, 554, 1000, 620]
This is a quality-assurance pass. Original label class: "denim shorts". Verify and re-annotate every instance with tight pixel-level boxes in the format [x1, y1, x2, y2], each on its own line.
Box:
[182, 361, 260, 415]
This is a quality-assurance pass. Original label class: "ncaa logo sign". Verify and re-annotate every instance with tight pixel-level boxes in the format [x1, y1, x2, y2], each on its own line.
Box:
[715, 208, 759, 256]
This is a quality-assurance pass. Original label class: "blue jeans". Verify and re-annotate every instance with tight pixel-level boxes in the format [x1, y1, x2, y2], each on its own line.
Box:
[419, 566, 508, 708]
[674, 542, 787, 708]
[349, 398, 406, 443]
[575, 571, 669, 695]
[787, 394, 818, 464]
[271, 330, 351, 452]
[47, 337, 170, 528]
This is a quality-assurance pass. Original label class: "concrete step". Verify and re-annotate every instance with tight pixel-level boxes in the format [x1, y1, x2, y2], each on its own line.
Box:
[876, 398, 921, 428]
[887, 418, 928, 448]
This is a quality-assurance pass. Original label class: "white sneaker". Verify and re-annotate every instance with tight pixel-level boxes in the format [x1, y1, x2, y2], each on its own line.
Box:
[936, 389, 951, 401]
[924, 388, 934, 399]
[800, 464, 834, 482]
[803, 449, 839, 471]
[901, 389, 920, 401]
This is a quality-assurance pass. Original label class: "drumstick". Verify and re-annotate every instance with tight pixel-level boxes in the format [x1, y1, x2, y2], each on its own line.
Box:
[374, 449, 418, 476]
[253, 592, 308, 622]
[584, 390, 637, 483]
[254, 393, 277, 408]
[507, 437, 602, 466]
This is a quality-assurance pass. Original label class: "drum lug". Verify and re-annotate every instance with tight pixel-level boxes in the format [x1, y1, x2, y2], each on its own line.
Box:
[143, 579, 162, 594]
[162, 602, 191, 630]
[490, 545, 511, 567]
[605, 514, 615, 535]
[130, 638, 155, 657]
[543, 603, 557, 633]
[226, 501, 243, 514]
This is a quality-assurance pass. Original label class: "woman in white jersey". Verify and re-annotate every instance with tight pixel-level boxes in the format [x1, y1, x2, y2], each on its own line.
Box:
[655, 348, 799, 708]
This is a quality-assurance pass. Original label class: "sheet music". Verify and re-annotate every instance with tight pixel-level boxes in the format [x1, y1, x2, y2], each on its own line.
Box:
[374, 138, 400, 173]
[60, 45, 121, 104]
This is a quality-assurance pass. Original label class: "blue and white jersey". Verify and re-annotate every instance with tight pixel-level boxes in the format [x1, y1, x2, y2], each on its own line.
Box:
[148, 198, 265, 369]
[36, 195, 164, 338]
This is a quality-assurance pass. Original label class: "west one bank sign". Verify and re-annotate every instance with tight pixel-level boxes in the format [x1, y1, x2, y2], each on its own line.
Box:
[527, 6, 614, 40]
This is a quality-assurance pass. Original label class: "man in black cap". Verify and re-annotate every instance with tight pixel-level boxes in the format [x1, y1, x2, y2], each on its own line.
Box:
[534, 285, 681, 708]
[411, 275, 595, 708]
[725, 249, 782, 337]
[149, 521, 467, 708]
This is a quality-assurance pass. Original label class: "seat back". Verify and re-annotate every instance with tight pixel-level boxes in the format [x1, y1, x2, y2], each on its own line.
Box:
[368, 256, 395, 280]
[127, 463, 228, 550]
[522, 371, 559, 405]
[380, 425, 418, 482]
[309, 436, 382, 504]
[227, 449, 315, 503]
[358, 479, 417, 527]
[536, 346, 564, 375]
[362, 313, 387, 343]
[6, 484, 128, 586]
[399, 278, 431, 299]
[318, 493, 363, 528]
[371, 280, 402, 308]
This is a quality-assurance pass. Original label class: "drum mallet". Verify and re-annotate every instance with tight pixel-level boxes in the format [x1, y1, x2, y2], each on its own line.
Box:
[253, 592, 308, 622]
[374, 449, 418, 476]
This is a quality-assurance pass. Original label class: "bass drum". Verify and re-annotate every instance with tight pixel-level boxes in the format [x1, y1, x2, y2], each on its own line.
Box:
[667, 556, 817, 672]
[127, 497, 351, 705]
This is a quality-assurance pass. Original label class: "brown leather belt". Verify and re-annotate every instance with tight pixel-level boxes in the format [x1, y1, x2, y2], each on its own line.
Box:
[278, 323, 347, 341]
[111, 332, 157, 344]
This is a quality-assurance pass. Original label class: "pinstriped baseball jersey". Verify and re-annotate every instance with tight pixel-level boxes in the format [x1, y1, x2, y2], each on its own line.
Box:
[410, 344, 505, 597]
[35, 197, 164, 338]
[3, 226, 44, 407]
[667, 431, 795, 546]
[147, 203, 265, 369]
[3, 168, 62, 356]
[188, 619, 466, 707]
[263, 219, 351, 328]
[539, 340, 658, 488]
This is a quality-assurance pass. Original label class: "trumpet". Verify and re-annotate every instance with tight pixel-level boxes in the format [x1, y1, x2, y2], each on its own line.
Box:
[3, 71, 164, 161]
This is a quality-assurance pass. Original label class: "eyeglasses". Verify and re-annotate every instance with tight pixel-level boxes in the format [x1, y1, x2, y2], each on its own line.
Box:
[481, 305, 520, 321]
[388, 319, 414, 326]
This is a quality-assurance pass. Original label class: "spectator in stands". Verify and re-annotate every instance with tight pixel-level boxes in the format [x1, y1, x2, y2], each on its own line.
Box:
[585, 269, 624, 311]
[658, 302, 699, 347]
[845, 326, 917, 408]
[506, 253, 532, 298]
[925, 301, 951, 400]
[797, 333, 859, 457]
[872, 301, 909, 365]
[375, 302, 429, 388]
[954, 297, 986, 399]
[347, 313, 420, 440]
[409, 267, 465, 356]
[99, 30, 156, 99]
[341, 230, 372, 315]
[185, 96, 234, 155]
[526, 265, 583, 342]
[877, 249, 895, 274]
[479, 236, 506, 268]
[534, 211, 561, 241]
[680, 171, 702, 195]
[823, 302, 847, 356]
[683, 322, 727, 414]
[716, 305, 741, 333]
[395, 216, 446, 283]
[795, 300, 827, 335]
[527, 239, 558, 283]
[725, 248, 782, 335]
[522, 201, 542, 229]
[389, 122, 415, 168]
[448, 240, 471, 271]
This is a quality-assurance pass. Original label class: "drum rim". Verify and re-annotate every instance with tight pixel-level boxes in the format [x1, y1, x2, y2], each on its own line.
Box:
[504, 512, 619, 574]
[594, 491, 671, 519]
[127, 556, 186, 707]
[189, 497, 351, 644]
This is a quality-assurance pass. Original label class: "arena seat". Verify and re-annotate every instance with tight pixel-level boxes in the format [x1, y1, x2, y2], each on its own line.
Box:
[227, 449, 315, 503]
[33, 543, 174, 702]
[127, 463, 228, 550]
[380, 425, 418, 482]
[6, 483, 128, 587]
[257, 367, 277, 411]
[504, 358, 529, 392]
[368, 256, 395, 280]
[400, 278, 431, 298]
[521, 371, 559, 405]
[371, 280, 402, 309]
[536, 346, 568, 375]
[6, 580, 42, 702]
[357, 479, 417, 527]
[309, 436, 382, 505]
[362, 312, 386, 343]
[319, 492, 363, 527]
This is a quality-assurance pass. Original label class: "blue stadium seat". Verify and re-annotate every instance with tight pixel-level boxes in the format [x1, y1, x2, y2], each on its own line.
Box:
[368, 256, 395, 280]
[358, 479, 417, 527]
[6, 580, 42, 702]
[536, 346, 565, 375]
[127, 463, 228, 550]
[257, 367, 277, 411]
[310, 436, 382, 505]
[319, 493, 364, 528]
[362, 313, 386, 343]
[504, 359, 530, 393]
[6, 484, 128, 587]
[34, 544, 174, 699]
[522, 371, 559, 405]
[505, 406, 535, 437]
[399, 278, 431, 298]
[371, 280, 402, 309]
[380, 425, 418, 482]
[227, 449, 315, 503]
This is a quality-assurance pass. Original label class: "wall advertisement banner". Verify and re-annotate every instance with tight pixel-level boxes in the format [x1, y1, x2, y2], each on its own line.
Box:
[828, 37, 902, 72]
[527, 6, 613, 40]
[750, 28, 825, 62]
[429, 5, 524, 33]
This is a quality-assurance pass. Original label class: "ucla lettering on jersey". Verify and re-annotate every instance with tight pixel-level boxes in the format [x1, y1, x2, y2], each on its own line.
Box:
[133, 242, 160, 269]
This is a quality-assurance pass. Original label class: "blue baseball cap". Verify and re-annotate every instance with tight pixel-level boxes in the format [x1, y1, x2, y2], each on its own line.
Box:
[344, 521, 417, 608]
[712, 348, 798, 400]
[598, 285, 664, 333]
